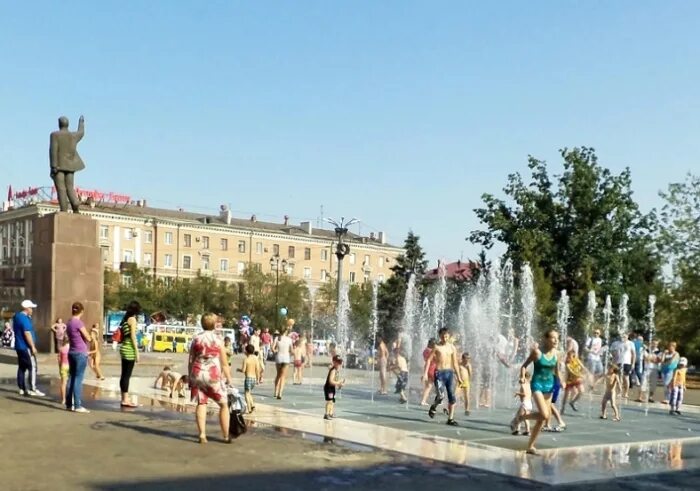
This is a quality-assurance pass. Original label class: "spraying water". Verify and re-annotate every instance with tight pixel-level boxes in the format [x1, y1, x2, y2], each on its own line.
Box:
[585, 291, 597, 337]
[647, 295, 657, 344]
[336, 281, 351, 355]
[603, 295, 613, 372]
[618, 294, 629, 339]
[370, 280, 379, 402]
[432, 262, 448, 335]
[556, 290, 570, 350]
[402, 274, 421, 366]
[519, 263, 536, 361]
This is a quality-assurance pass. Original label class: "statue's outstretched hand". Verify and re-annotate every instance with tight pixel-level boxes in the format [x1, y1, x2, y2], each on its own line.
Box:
[79, 115, 85, 123]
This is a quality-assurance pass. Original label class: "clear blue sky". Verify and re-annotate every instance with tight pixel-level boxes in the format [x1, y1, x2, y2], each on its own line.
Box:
[2, 1, 698, 263]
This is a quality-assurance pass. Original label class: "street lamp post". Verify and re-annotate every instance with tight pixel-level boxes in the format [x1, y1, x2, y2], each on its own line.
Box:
[325, 216, 358, 349]
[270, 255, 288, 331]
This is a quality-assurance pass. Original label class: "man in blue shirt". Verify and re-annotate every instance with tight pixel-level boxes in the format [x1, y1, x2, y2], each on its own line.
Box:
[13, 299, 45, 397]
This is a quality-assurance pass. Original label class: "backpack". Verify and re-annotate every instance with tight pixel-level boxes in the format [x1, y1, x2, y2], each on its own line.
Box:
[112, 326, 123, 343]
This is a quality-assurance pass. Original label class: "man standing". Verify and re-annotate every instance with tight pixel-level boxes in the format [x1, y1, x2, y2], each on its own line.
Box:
[49, 115, 85, 213]
[620, 334, 636, 398]
[423, 327, 463, 426]
[584, 329, 605, 387]
[13, 300, 45, 397]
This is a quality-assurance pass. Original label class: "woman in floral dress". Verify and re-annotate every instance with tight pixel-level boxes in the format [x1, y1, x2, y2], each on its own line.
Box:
[188, 313, 233, 444]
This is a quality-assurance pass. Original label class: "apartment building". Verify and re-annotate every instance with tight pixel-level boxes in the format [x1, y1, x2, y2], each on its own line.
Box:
[0, 198, 403, 309]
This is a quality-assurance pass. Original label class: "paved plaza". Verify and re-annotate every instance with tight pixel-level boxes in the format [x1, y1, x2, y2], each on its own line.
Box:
[2, 351, 699, 489]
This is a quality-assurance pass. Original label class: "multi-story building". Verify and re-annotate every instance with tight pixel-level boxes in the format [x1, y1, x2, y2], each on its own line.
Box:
[0, 192, 403, 311]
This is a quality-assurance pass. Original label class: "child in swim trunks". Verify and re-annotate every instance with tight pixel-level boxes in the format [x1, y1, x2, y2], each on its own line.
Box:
[391, 349, 409, 404]
[512, 371, 532, 435]
[324, 355, 345, 420]
[459, 353, 472, 415]
[58, 335, 70, 405]
[239, 344, 261, 413]
[292, 339, 305, 385]
[600, 365, 622, 421]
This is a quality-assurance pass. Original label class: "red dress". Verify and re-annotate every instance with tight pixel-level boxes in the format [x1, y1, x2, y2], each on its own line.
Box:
[189, 331, 225, 405]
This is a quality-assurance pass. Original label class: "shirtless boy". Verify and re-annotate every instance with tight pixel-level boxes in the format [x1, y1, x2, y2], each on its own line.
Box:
[423, 327, 463, 426]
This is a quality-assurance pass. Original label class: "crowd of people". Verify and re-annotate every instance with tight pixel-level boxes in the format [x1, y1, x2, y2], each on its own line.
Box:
[4, 298, 691, 453]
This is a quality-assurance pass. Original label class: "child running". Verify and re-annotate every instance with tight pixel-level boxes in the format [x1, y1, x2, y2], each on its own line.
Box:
[391, 349, 409, 404]
[561, 349, 587, 414]
[669, 357, 688, 416]
[239, 344, 262, 413]
[600, 365, 622, 421]
[58, 335, 70, 405]
[292, 339, 305, 385]
[153, 366, 188, 398]
[458, 352, 472, 415]
[324, 355, 345, 420]
[512, 371, 532, 436]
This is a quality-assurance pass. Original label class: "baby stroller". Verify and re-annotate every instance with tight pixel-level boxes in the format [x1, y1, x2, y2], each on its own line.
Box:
[227, 386, 248, 439]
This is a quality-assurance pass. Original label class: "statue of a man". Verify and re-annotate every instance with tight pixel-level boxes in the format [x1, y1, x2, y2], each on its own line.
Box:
[49, 115, 85, 213]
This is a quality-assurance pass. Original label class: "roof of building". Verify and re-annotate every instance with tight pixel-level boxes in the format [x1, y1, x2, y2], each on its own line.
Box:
[424, 260, 479, 281]
[10, 200, 401, 249]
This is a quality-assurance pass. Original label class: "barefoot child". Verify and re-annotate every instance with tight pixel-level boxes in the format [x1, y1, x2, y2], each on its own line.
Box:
[153, 366, 188, 398]
[324, 355, 345, 420]
[512, 371, 532, 435]
[459, 353, 472, 415]
[391, 349, 409, 404]
[669, 357, 688, 416]
[600, 365, 622, 421]
[238, 344, 261, 413]
[293, 339, 305, 385]
[58, 335, 70, 405]
[561, 349, 587, 414]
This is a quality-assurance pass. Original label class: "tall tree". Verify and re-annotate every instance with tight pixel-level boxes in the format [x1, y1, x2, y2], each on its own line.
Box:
[470, 147, 661, 335]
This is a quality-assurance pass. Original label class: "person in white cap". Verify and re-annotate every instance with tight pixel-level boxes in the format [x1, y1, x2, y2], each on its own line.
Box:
[13, 300, 45, 396]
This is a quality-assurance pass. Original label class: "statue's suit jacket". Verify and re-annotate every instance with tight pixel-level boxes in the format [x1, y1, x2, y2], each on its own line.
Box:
[49, 121, 85, 172]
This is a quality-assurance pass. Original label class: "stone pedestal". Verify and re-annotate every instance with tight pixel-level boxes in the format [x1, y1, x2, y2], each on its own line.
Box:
[28, 213, 103, 352]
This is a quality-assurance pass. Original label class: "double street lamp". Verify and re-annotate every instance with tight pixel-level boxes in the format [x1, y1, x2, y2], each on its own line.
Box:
[270, 255, 288, 330]
[325, 216, 359, 342]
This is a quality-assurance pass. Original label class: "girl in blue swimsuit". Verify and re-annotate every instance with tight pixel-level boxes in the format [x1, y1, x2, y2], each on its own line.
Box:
[510, 329, 564, 455]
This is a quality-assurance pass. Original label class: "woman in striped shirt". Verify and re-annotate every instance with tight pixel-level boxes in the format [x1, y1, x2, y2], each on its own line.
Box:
[119, 301, 141, 408]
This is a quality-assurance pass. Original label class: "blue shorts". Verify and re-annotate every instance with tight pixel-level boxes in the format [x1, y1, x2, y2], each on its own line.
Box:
[552, 378, 561, 403]
[434, 369, 456, 405]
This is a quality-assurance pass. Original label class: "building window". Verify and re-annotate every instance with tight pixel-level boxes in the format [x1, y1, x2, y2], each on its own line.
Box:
[378, 257, 384, 268]
[221, 238, 228, 251]
[378, 274, 385, 282]
[99, 225, 109, 239]
[164, 254, 173, 267]
[273, 244, 279, 256]
[288, 246, 295, 258]
[321, 269, 328, 281]
[144, 230, 153, 243]
[364, 255, 370, 266]
[101, 246, 110, 263]
[255, 242, 263, 254]
[349, 272, 356, 283]
[349, 253, 356, 265]
[320, 249, 328, 261]
[123, 250, 133, 262]
[124, 228, 133, 240]
[303, 267, 312, 279]
[286, 263, 295, 275]
[184, 234, 192, 247]
[121, 275, 133, 287]
[220, 259, 229, 272]
[202, 236, 210, 249]
[143, 253, 152, 267]
[183, 255, 192, 269]
[201, 254, 210, 270]
[238, 240, 246, 253]
[164, 232, 173, 245]
[253, 263, 262, 272]
[304, 248, 311, 260]
[237, 261, 246, 275]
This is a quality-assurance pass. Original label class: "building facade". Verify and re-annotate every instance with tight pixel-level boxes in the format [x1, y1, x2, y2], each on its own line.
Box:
[0, 199, 403, 311]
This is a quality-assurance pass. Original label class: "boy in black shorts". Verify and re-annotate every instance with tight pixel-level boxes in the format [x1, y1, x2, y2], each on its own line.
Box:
[324, 355, 345, 420]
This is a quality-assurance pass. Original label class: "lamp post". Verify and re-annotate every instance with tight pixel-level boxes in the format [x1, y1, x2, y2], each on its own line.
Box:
[270, 255, 288, 330]
[325, 216, 358, 349]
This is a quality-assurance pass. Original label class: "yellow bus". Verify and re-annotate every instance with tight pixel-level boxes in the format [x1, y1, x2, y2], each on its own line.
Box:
[152, 333, 193, 353]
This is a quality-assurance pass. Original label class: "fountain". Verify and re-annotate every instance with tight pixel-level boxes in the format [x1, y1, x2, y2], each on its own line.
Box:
[556, 290, 570, 349]
[519, 263, 536, 362]
[401, 274, 421, 367]
[336, 281, 351, 355]
[647, 294, 656, 344]
[618, 293, 629, 339]
[603, 295, 613, 372]
[370, 280, 379, 402]
[585, 290, 597, 337]
[432, 262, 448, 335]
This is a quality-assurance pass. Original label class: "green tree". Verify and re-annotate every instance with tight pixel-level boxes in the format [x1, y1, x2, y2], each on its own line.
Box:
[377, 231, 428, 343]
[470, 147, 661, 335]
[657, 174, 700, 363]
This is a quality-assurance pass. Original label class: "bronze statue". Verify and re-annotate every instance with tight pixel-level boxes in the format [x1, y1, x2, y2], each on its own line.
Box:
[49, 115, 85, 213]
